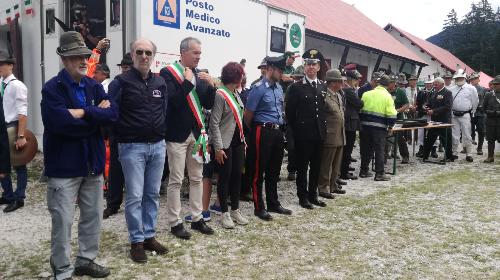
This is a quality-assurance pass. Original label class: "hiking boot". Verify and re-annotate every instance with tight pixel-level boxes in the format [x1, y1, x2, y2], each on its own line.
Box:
[129, 242, 147, 263]
[144, 237, 168, 255]
[221, 212, 235, 229]
[230, 209, 249, 225]
[359, 171, 373, 178]
[477, 148, 483, 155]
[374, 174, 391, 181]
[460, 147, 467, 154]
[484, 157, 494, 163]
[465, 156, 473, 162]
[74, 259, 110, 278]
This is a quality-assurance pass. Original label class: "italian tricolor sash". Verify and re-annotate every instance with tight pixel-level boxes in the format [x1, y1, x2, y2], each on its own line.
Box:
[166, 62, 210, 163]
[217, 86, 245, 142]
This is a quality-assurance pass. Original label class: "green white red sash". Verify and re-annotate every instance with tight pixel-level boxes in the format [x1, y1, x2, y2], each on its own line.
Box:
[166, 62, 209, 163]
[216, 86, 245, 143]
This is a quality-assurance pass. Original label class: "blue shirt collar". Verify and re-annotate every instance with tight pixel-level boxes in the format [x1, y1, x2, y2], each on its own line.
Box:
[262, 77, 276, 88]
[61, 69, 86, 89]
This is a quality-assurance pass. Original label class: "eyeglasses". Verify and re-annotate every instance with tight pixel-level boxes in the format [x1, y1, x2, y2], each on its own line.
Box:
[135, 49, 153, 57]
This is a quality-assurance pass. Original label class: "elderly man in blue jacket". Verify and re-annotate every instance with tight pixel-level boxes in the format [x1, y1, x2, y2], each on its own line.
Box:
[41, 31, 117, 280]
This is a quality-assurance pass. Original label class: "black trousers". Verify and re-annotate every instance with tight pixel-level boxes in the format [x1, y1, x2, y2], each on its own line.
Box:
[216, 143, 244, 213]
[423, 127, 453, 159]
[295, 140, 323, 200]
[472, 115, 486, 147]
[106, 139, 125, 210]
[286, 127, 297, 173]
[247, 125, 284, 211]
[340, 130, 356, 177]
[386, 132, 409, 158]
[360, 127, 387, 175]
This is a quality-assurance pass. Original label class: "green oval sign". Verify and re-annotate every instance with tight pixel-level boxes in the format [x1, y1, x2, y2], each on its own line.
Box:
[289, 23, 302, 48]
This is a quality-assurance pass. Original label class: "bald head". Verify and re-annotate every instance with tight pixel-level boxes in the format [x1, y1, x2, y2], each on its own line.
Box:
[130, 38, 156, 78]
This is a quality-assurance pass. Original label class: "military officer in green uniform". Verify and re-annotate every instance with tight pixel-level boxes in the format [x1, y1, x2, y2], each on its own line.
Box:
[483, 75, 500, 163]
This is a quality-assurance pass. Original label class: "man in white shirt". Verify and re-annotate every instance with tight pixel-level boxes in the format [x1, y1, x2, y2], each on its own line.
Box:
[93, 64, 111, 93]
[0, 50, 29, 213]
[449, 69, 479, 162]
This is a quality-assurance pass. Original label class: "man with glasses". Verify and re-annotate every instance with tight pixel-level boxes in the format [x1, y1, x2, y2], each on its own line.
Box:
[286, 49, 328, 209]
[109, 38, 169, 263]
[41, 31, 116, 279]
[160, 37, 216, 239]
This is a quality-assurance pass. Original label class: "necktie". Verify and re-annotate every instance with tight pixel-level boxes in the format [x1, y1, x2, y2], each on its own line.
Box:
[312, 81, 316, 88]
[0, 82, 5, 99]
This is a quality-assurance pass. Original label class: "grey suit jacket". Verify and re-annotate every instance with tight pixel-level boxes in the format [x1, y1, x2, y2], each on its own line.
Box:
[209, 90, 244, 150]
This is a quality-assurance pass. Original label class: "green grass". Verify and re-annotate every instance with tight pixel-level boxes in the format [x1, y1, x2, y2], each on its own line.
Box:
[1, 162, 499, 279]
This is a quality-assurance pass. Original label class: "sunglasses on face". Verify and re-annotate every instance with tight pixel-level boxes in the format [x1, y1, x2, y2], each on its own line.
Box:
[135, 49, 153, 57]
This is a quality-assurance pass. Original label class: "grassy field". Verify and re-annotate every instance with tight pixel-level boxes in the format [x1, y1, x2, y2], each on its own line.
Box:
[0, 155, 499, 279]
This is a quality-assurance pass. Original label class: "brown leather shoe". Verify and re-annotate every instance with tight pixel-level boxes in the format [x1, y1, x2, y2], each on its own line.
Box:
[130, 242, 147, 263]
[144, 237, 168, 255]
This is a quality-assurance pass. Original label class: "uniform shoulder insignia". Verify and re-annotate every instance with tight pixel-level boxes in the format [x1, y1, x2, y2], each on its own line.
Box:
[254, 80, 263, 87]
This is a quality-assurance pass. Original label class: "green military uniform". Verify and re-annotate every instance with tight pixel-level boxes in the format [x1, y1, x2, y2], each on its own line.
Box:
[389, 86, 410, 162]
[391, 87, 409, 119]
[483, 75, 500, 162]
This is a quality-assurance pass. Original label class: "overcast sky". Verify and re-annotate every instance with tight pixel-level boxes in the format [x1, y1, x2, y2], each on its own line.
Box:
[342, 0, 500, 39]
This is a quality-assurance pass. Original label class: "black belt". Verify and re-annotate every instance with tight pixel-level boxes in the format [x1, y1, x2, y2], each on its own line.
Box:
[254, 122, 281, 130]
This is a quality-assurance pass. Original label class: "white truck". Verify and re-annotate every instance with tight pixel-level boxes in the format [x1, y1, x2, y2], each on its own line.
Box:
[0, 0, 306, 148]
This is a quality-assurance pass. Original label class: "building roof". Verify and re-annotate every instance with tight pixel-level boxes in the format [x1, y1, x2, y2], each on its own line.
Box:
[384, 24, 474, 75]
[479, 71, 493, 88]
[265, 0, 426, 65]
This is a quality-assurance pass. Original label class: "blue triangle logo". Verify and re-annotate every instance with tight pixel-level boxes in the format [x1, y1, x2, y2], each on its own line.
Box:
[160, 1, 174, 17]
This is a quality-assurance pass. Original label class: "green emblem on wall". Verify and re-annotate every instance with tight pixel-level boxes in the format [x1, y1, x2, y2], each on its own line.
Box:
[289, 23, 302, 48]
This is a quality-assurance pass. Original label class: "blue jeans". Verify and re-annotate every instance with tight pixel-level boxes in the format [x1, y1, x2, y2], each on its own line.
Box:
[119, 141, 165, 244]
[1, 165, 28, 202]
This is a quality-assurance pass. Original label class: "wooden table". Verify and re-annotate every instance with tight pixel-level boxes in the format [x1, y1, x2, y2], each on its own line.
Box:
[386, 122, 454, 175]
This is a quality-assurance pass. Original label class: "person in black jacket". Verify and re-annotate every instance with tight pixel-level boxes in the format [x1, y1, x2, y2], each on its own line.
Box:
[285, 49, 327, 209]
[159, 37, 216, 240]
[422, 77, 453, 161]
[340, 69, 363, 180]
[0, 96, 10, 180]
[109, 38, 169, 263]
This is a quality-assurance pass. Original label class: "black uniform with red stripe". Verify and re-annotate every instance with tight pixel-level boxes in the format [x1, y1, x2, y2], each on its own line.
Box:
[245, 78, 285, 212]
[285, 77, 327, 203]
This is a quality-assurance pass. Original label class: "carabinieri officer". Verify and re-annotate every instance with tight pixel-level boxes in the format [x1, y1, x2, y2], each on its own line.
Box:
[244, 56, 292, 221]
[285, 49, 327, 209]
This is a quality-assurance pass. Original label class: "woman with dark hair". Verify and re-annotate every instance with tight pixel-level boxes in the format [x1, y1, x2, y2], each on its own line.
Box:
[209, 62, 248, 229]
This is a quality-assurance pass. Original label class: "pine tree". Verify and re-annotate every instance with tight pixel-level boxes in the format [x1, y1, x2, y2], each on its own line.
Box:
[444, 9, 459, 29]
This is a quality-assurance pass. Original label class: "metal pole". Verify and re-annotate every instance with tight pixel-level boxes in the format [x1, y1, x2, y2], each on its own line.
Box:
[40, 0, 46, 85]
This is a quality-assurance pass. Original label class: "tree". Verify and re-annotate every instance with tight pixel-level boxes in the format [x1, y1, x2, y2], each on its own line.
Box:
[444, 9, 459, 29]
[432, 0, 500, 76]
